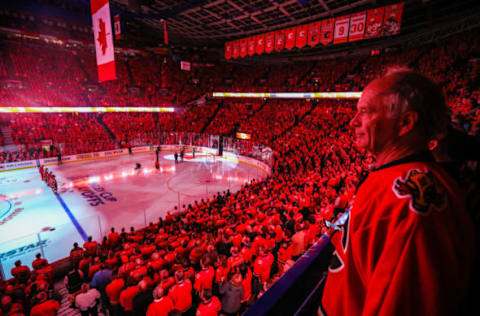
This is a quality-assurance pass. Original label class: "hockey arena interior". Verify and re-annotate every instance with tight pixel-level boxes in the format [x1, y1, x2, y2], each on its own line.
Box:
[0, 0, 479, 315]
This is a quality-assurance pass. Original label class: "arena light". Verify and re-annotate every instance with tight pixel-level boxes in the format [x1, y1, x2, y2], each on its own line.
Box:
[212, 92, 362, 99]
[0, 107, 176, 113]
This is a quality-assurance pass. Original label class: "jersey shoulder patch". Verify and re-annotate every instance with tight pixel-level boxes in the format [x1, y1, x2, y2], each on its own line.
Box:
[392, 168, 447, 215]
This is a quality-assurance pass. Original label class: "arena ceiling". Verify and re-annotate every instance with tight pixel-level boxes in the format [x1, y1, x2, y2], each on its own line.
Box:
[3, 0, 480, 58]
[112, 0, 374, 45]
[108, 0, 480, 49]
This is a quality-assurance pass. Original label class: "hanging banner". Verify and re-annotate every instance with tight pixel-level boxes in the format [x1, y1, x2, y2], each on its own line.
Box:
[308, 21, 320, 47]
[248, 36, 256, 56]
[114, 14, 121, 40]
[295, 24, 308, 48]
[383, 2, 404, 36]
[225, 41, 232, 60]
[285, 27, 296, 50]
[320, 18, 334, 45]
[232, 40, 240, 59]
[90, 0, 116, 82]
[240, 38, 248, 57]
[265, 32, 274, 53]
[275, 29, 285, 51]
[348, 11, 366, 42]
[333, 15, 350, 44]
[256, 33, 265, 55]
[365, 7, 384, 39]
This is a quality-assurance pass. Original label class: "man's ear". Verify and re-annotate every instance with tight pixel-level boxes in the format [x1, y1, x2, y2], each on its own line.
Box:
[398, 110, 418, 136]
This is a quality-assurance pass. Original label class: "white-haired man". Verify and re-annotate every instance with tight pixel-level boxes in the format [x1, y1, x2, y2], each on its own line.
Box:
[320, 69, 475, 316]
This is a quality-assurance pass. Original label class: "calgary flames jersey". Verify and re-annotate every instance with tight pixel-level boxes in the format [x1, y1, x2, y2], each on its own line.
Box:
[321, 155, 474, 316]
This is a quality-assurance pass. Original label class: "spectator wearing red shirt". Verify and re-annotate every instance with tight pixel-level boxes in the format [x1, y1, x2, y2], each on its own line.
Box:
[107, 228, 121, 249]
[129, 259, 147, 282]
[290, 224, 306, 260]
[168, 270, 192, 313]
[239, 265, 253, 306]
[158, 269, 175, 293]
[70, 242, 85, 268]
[105, 274, 125, 315]
[83, 236, 99, 257]
[78, 254, 92, 280]
[194, 257, 215, 294]
[32, 253, 48, 270]
[226, 247, 244, 274]
[146, 286, 174, 316]
[88, 257, 102, 280]
[277, 241, 293, 274]
[196, 289, 221, 316]
[30, 291, 60, 316]
[10, 260, 31, 285]
[253, 246, 274, 285]
[119, 278, 140, 315]
[140, 240, 156, 259]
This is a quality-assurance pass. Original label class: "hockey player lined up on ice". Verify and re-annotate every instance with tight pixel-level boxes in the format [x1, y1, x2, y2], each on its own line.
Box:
[40, 166, 48, 181]
[50, 175, 58, 194]
[39, 166, 58, 194]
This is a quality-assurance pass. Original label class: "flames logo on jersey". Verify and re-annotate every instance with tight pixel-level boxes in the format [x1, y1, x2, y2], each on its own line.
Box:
[393, 169, 446, 214]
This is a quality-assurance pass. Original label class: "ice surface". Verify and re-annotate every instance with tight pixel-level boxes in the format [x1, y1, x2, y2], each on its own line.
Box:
[0, 152, 267, 278]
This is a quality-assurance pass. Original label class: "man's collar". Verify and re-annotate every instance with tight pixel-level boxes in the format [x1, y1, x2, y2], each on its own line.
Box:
[373, 151, 434, 172]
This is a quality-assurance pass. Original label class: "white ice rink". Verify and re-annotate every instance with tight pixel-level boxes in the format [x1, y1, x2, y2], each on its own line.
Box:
[0, 151, 268, 279]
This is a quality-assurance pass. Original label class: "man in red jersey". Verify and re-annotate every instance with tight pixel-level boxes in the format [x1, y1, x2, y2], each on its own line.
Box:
[168, 270, 193, 314]
[119, 278, 140, 315]
[196, 289, 221, 316]
[10, 260, 31, 285]
[32, 253, 48, 270]
[30, 291, 60, 316]
[320, 68, 475, 316]
[147, 286, 174, 316]
[107, 227, 121, 249]
[194, 257, 215, 294]
[83, 236, 99, 257]
[105, 273, 125, 315]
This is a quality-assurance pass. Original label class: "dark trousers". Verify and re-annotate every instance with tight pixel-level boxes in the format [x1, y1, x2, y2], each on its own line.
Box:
[80, 305, 98, 316]
[108, 303, 123, 316]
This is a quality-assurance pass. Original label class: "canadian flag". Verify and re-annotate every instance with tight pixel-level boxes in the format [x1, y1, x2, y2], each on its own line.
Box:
[90, 0, 116, 82]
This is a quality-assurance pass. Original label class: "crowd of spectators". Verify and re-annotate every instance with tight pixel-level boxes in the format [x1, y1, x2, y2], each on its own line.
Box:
[0, 255, 59, 316]
[0, 27, 479, 316]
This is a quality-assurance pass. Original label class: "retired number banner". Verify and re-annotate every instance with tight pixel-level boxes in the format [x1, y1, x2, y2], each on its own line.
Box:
[333, 15, 350, 44]
[348, 11, 366, 42]
[383, 2, 404, 36]
[90, 0, 116, 82]
[365, 7, 385, 39]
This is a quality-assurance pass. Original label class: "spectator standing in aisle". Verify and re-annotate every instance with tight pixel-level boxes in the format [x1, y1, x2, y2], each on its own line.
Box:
[75, 283, 100, 316]
[219, 273, 244, 316]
